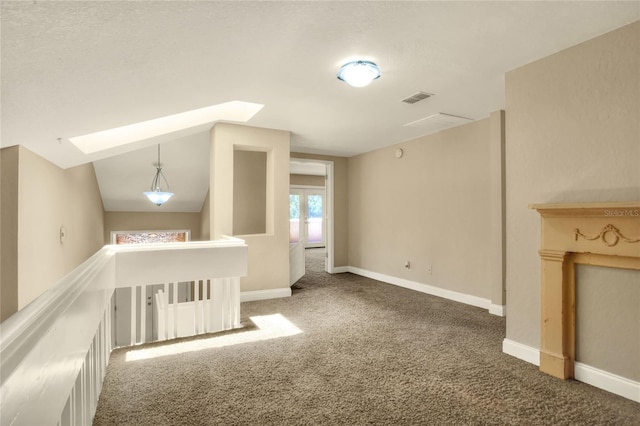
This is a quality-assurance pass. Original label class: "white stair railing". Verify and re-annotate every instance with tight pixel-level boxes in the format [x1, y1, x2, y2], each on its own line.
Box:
[154, 277, 241, 341]
[0, 237, 247, 426]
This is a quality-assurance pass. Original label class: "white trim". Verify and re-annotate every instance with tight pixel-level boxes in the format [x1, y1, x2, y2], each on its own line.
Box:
[347, 266, 490, 311]
[325, 162, 334, 273]
[290, 160, 326, 176]
[489, 304, 507, 317]
[502, 338, 540, 366]
[575, 362, 640, 403]
[502, 339, 640, 402]
[290, 184, 325, 190]
[241, 288, 291, 302]
[332, 266, 349, 274]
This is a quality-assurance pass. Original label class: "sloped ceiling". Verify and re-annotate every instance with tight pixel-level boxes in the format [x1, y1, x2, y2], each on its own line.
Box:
[2, 1, 638, 212]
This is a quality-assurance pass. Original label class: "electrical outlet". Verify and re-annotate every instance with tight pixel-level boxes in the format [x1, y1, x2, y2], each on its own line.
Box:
[426, 264, 432, 275]
[404, 260, 411, 270]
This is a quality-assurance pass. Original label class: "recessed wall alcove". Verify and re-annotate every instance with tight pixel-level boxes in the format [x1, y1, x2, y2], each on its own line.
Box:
[530, 202, 640, 380]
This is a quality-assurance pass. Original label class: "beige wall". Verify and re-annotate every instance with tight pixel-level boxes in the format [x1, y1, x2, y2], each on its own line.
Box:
[290, 153, 348, 267]
[1, 147, 20, 321]
[290, 174, 325, 187]
[211, 123, 290, 292]
[0, 146, 105, 319]
[347, 117, 503, 302]
[233, 150, 267, 235]
[505, 22, 640, 380]
[104, 212, 202, 244]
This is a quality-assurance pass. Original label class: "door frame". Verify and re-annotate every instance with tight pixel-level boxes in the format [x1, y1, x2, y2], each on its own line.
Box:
[289, 158, 335, 273]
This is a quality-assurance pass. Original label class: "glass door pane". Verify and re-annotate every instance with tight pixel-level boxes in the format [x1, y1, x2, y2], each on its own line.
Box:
[306, 192, 324, 246]
[289, 193, 301, 243]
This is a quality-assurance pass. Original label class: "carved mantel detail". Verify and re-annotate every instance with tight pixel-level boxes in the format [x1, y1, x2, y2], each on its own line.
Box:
[530, 202, 640, 381]
[574, 224, 640, 247]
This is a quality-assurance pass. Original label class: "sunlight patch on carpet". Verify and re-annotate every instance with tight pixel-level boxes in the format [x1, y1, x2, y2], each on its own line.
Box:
[125, 314, 302, 362]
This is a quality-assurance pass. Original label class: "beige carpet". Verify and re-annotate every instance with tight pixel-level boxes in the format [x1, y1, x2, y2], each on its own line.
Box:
[94, 249, 639, 425]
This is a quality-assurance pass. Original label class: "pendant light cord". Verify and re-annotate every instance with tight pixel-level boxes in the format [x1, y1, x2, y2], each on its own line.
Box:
[150, 144, 171, 191]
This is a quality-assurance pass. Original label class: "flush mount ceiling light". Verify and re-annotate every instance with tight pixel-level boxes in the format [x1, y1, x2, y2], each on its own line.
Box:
[337, 60, 381, 87]
[143, 144, 174, 206]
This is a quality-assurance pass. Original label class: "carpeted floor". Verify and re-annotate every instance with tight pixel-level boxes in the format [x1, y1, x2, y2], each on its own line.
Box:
[94, 249, 639, 425]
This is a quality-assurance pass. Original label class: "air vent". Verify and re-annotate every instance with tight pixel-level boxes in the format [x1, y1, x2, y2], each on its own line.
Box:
[401, 92, 433, 104]
[404, 113, 473, 132]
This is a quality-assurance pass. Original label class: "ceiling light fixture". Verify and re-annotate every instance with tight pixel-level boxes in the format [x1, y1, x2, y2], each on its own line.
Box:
[337, 60, 381, 87]
[143, 144, 174, 206]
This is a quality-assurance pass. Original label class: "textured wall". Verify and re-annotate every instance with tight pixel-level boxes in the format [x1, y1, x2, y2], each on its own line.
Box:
[505, 22, 639, 379]
[347, 117, 500, 302]
[12, 146, 105, 313]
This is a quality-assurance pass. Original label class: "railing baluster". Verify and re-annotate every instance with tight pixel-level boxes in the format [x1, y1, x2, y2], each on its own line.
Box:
[194, 281, 199, 335]
[129, 286, 136, 346]
[232, 277, 240, 328]
[140, 284, 146, 343]
[204, 280, 210, 333]
[172, 282, 178, 339]
[163, 283, 169, 340]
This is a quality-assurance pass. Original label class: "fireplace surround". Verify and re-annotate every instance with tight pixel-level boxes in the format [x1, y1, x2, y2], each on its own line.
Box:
[530, 202, 639, 380]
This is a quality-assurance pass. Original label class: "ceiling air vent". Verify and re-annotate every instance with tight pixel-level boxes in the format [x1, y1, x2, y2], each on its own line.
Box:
[401, 92, 433, 104]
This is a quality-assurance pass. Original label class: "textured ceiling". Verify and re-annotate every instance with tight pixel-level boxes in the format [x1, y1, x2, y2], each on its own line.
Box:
[2, 1, 638, 212]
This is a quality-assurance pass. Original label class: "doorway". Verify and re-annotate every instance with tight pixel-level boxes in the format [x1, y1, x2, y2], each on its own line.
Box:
[289, 158, 335, 273]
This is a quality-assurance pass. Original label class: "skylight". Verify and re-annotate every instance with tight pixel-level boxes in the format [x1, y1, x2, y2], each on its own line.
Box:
[69, 101, 264, 154]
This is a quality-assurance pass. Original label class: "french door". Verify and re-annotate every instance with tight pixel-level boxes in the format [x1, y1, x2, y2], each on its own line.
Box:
[290, 188, 325, 248]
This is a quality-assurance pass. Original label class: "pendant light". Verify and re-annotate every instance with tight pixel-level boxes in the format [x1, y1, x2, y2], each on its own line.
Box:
[143, 144, 174, 206]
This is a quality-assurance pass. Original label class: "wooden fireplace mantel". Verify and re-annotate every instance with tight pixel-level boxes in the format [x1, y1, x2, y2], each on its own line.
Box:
[530, 201, 640, 379]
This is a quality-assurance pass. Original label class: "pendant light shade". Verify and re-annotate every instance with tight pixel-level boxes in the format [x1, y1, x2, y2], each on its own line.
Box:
[143, 145, 174, 206]
[337, 60, 381, 87]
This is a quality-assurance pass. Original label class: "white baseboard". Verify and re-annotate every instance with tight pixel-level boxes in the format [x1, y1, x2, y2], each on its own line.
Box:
[347, 266, 491, 312]
[502, 339, 640, 402]
[575, 362, 640, 403]
[489, 304, 507, 317]
[502, 338, 540, 366]
[241, 288, 291, 302]
[332, 266, 349, 273]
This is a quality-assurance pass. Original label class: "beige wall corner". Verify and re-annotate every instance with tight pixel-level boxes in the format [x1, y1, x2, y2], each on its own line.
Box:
[104, 211, 202, 244]
[11, 146, 105, 313]
[347, 118, 495, 301]
[489, 110, 506, 308]
[290, 153, 348, 267]
[1, 147, 20, 321]
[200, 189, 211, 240]
[505, 22, 640, 379]
[210, 123, 291, 292]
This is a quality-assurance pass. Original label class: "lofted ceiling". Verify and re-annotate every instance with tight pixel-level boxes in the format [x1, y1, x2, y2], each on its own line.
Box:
[2, 1, 638, 212]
